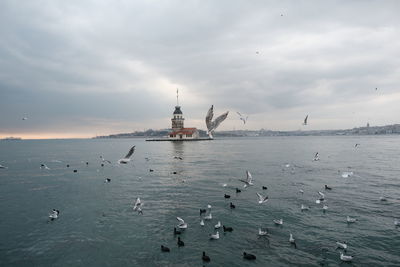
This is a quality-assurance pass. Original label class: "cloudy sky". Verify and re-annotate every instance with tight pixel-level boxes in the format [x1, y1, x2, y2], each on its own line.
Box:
[1, 0, 399, 138]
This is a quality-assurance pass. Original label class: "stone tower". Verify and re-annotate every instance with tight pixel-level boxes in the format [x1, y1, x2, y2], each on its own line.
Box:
[171, 89, 184, 131]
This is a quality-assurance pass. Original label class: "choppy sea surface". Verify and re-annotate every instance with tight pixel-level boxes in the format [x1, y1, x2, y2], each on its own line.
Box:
[0, 136, 399, 267]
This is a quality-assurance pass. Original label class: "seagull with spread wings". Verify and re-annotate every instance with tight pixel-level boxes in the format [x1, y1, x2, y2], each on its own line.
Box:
[118, 146, 135, 164]
[205, 105, 229, 138]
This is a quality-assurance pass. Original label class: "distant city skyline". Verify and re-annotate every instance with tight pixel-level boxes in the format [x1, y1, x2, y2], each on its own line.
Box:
[1, 1, 400, 139]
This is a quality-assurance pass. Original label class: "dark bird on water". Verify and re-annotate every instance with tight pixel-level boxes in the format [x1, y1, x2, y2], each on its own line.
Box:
[105, 178, 111, 183]
[177, 237, 184, 247]
[262, 186, 267, 190]
[66, 164, 70, 168]
[200, 209, 207, 215]
[224, 194, 231, 199]
[243, 252, 256, 260]
[236, 188, 241, 193]
[202, 251, 211, 262]
[223, 225, 233, 232]
[73, 170, 77, 173]
[230, 202, 235, 209]
[149, 169, 154, 172]
[174, 227, 181, 235]
[161, 245, 170, 252]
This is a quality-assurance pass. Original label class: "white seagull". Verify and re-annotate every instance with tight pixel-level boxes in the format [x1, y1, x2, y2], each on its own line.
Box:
[239, 170, 254, 188]
[341, 171, 354, 178]
[347, 216, 357, 223]
[322, 205, 328, 211]
[100, 156, 112, 164]
[214, 221, 221, 229]
[209, 231, 219, 240]
[118, 146, 135, 164]
[289, 233, 296, 248]
[133, 197, 141, 211]
[40, 164, 50, 170]
[256, 193, 268, 204]
[301, 204, 310, 211]
[204, 212, 212, 220]
[0, 164, 7, 169]
[258, 228, 268, 236]
[200, 219, 205, 226]
[176, 217, 188, 229]
[340, 252, 353, 262]
[205, 105, 229, 138]
[273, 219, 283, 225]
[394, 219, 399, 226]
[336, 241, 348, 250]
[49, 209, 59, 220]
[236, 112, 249, 124]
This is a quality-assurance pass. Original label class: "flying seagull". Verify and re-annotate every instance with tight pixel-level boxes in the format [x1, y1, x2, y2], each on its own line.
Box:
[118, 146, 135, 164]
[239, 170, 254, 188]
[236, 112, 249, 124]
[205, 105, 229, 138]
[256, 193, 268, 204]
[303, 115, 308, 125]
[100, 156, 112, 164]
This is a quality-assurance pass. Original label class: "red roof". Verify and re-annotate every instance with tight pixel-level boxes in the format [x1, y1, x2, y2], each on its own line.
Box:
[169, 128, 198, 135]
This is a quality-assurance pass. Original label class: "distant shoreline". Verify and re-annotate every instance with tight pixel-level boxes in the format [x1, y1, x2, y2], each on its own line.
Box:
[94, 124, 400, 139]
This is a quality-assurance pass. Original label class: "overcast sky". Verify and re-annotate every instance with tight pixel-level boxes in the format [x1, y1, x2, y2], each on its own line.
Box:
[1, 0, 399, 138]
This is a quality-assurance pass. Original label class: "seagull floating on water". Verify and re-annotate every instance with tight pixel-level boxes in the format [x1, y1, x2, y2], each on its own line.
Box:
[0, 164, 8, 169]
[289, 233, 297, 248]
[49, 209, 60, 220]
[394, 219, 399, 226]
[322, 205, 328, 211]
[214, 221, 221, 229]
[104, 178, 111, 183]
[336, 241, 348, 250]
[176, 217, 188, 229]
[204, 212, 212, 220]
[273, 219, 283, 225]
[258, 228, 268, 236]
[379, 196, 388, 201]
[299, 189, 304, 194]
[239, 170, 254, 188]
[347, 216, 357, 223]
[118, 146, 135, 164]
[40, 164, 50, 170]
[340, 252, 353, 262]
[256, 193, 268, 204]
[200, 219, 205, 226]
[301, 204, 310, 211]
[341, 171, 354, 178]
[209, 231, 219, 240]
[133, 197, 142, 214]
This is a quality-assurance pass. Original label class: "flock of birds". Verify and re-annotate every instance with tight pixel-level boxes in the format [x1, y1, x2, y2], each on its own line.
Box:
[18, 140, 394, 265]
[2, 101, 397, 265]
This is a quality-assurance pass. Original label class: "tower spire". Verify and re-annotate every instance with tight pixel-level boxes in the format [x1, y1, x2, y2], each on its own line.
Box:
[176, 88, 179, 106]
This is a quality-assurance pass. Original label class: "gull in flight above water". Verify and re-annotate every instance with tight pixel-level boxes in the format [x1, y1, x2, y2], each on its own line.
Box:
[239, 170, 254, 188]
[302, 115, 308, 125]
[256, 193, 268, 204]
[236, 112, 249, 124]
[205, 105, 229, 138]
[100, 156, 112, 164]
[118, 146, 135, 164]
